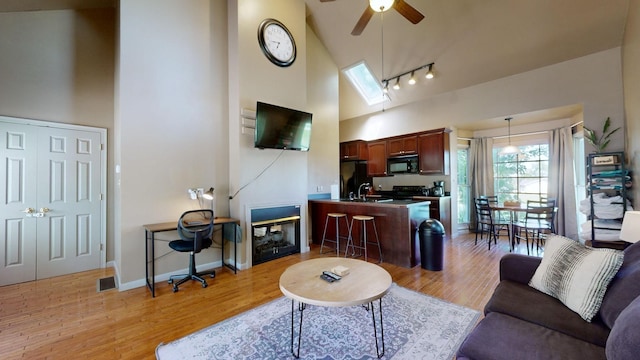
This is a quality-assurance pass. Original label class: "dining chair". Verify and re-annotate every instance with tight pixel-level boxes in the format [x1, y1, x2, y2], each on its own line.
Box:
[513, 201, 555, 255]
[474, 198, 498, 250]
[480, 195, 511, 241]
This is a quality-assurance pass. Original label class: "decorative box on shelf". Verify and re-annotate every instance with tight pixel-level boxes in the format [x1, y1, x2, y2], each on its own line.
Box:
[592, 155, 618, 165]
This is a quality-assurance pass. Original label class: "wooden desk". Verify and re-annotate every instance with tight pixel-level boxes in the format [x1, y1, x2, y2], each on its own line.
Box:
[144, 217, 240, 297]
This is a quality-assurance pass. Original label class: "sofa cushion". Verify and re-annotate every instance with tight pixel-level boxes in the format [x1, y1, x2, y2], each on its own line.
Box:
[457, 312, 606, 360]
[599, 241, 640, 328]
[485, 280, 610, 347]
[606, 295, 640, 360]
[529, 235, 624, 321]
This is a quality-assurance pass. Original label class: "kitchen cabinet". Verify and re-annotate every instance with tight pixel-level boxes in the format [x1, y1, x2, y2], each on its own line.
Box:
[387, 135, 418, 157]
[418, 130, 450, 175]
[340, 140, 368, 161]
[413, 196, 452, 239]
[367, 140, 388, 177]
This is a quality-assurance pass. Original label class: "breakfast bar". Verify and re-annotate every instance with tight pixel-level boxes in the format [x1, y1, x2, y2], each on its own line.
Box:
[308, 199, 431, 268]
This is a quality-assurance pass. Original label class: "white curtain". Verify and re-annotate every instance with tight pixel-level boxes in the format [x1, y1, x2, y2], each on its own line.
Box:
[468, 137, 494, 227]
[548, 127, 579, 239]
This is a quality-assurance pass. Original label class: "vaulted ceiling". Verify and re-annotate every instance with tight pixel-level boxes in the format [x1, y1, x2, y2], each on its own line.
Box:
[304, 0, 630, 126]
[1, 0, 630, 129]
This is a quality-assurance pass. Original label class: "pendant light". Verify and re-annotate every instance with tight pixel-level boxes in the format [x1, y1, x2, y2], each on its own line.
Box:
[500, 117, 520, 155]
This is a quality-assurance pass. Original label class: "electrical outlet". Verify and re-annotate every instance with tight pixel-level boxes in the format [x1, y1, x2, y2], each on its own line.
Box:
[317, 185, 324, 192]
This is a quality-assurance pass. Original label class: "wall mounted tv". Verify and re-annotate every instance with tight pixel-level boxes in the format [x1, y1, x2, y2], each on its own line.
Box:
[254, 101, 312, 151]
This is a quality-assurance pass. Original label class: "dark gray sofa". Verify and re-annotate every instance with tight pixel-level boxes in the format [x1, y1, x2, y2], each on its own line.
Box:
[457, 241, 640, 360]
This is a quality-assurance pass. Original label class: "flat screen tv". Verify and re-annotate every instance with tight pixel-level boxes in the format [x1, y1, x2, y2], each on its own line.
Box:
[254, 101, 312, 151]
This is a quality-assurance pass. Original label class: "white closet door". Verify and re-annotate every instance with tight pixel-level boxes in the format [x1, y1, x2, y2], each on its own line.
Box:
[0, 123, 38, 286]
[36, 127, 102, 279]
[1, 120, 103, 286]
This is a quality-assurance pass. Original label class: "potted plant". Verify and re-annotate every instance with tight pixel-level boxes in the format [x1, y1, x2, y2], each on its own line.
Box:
[584, 117, 620, 153]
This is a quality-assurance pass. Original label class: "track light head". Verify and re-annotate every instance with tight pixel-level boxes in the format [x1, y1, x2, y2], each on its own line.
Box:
[383, 81, 389, 93]
[408, 71, 416, 85]
[425, 64, 434, 79]
[393, 77, 400, 90]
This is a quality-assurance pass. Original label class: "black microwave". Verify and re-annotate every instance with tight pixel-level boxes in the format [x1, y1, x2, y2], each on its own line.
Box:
[388, 156, 419, 174]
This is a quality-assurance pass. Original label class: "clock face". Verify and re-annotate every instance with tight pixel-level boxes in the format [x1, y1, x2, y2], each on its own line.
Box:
[258, 19, 296, 67]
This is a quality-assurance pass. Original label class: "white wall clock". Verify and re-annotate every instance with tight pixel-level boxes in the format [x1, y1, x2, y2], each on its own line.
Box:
[257, 18, 296, 67]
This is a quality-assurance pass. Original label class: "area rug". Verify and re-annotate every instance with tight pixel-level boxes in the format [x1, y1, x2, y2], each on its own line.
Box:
[155, 283, 480, 359]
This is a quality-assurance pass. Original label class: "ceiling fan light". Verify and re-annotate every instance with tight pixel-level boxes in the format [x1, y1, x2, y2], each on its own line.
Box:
[393, 77, 401, 90]
[370, 0, 394, 12]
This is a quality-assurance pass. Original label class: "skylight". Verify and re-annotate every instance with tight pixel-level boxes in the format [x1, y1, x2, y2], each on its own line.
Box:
[342, 61, 386, 106]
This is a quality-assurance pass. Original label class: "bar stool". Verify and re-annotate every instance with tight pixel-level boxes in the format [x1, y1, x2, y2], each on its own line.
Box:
[320, 213, 350, 256]
[346, 215, 382, 263]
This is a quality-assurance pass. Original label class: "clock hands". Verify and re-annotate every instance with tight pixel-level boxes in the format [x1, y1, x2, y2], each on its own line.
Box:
[269, 40, 281, 49]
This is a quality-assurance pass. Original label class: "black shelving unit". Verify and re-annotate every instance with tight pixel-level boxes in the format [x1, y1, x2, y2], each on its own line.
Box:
[586, 151, 631, 244]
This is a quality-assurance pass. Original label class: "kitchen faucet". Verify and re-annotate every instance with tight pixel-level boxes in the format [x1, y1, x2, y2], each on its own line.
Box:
[358, 182, 370, 200]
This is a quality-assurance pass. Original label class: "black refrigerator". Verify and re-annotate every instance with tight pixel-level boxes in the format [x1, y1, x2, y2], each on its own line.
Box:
[340, 161, 371, 199]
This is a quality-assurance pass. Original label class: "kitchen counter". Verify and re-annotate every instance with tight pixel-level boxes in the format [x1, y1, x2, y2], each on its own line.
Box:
[308, 199, 431, 268]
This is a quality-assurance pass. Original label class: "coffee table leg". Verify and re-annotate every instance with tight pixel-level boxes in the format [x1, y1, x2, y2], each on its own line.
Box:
[290, 299, 305, 358]
[370, 298, 385, 358]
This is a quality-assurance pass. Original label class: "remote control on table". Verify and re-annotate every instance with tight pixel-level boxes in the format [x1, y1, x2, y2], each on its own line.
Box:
[320, 273, 336, 283]
[322, 271, 342, 281]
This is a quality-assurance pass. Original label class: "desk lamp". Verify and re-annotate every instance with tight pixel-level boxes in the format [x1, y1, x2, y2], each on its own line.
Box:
[619, 211, 640, 244]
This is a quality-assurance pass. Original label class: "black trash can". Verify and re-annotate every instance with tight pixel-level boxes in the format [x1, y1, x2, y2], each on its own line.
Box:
[419, 219, 445, 271]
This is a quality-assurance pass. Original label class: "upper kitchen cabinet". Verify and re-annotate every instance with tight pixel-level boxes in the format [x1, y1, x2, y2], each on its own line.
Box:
[387, 135, 418, 158]
[340, 140, 368, 161]
[367, 140, 388, 177]
[418, 129, 450, 175]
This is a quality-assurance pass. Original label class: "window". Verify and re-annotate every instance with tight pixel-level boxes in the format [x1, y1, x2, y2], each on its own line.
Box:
[493, 144, 549, 203]
[457, 144, 470, 226]
[342, 61, 386, 106]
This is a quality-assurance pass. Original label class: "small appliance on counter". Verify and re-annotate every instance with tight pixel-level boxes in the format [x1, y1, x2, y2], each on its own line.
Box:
[431, 181, 445, 197]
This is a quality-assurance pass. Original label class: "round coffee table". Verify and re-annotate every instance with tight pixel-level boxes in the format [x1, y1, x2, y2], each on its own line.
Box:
[279, 257, 392, 358]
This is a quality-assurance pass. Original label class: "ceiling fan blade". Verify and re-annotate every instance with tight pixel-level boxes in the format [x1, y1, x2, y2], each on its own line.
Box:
[319, 0, 335, 2]
[393, 0, 425, 24]
[351, 6, 374, 36]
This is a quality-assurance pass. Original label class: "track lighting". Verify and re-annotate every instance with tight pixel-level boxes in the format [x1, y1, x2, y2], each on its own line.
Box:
[383, 81, 389, 93]
[425, 64, 434, 79]
[408, 71, 416, 85]
[382, 62, 435, 91]
[393, 78, 400, 90]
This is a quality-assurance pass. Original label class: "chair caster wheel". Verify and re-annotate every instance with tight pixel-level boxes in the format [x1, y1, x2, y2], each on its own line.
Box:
[172, 286, 179, 293]
[202, 282, 208, 288]
[210, 273, 215, 278]
[168, 279, 173, 284]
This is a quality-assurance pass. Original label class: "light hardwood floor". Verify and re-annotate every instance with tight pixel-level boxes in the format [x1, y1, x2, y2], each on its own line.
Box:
[0, 232, 535, 359]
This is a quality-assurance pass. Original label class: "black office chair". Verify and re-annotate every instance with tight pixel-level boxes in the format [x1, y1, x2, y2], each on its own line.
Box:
[168, 210, 215, 292]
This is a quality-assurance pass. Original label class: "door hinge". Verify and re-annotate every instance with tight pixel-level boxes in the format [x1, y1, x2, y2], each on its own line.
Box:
[100, 143, 104, 151]
[100, 193, 104, 200]
[100, 243, 104, 251]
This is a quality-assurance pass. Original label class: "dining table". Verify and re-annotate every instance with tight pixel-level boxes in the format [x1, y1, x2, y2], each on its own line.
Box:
[489, 203, 555, 252]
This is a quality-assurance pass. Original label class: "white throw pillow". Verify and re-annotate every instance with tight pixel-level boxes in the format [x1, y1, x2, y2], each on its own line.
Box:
[529, 235, 624, 322]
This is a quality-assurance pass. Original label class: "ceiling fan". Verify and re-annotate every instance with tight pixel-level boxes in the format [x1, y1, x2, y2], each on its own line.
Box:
[320, 0, 425, 35]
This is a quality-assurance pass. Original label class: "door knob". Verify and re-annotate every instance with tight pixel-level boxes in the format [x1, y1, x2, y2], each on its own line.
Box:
[21, 207, 35, 214]
[39, 207, 50, 213]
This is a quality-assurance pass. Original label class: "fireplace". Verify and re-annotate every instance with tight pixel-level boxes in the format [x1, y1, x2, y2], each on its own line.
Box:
[251, 205, 301, 265]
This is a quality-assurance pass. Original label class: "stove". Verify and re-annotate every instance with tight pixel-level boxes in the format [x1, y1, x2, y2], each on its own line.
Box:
[391, 185, 429, 199]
